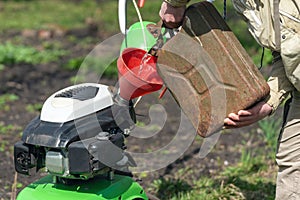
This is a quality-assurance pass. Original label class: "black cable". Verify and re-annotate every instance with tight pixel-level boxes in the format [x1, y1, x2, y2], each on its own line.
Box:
[223, 0, 227, 20]
[259, 47, 265, 70]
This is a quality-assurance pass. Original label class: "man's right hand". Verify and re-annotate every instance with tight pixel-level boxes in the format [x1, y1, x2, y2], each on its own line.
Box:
[159, 1, 186, 28]
[224, 101, 273, 128]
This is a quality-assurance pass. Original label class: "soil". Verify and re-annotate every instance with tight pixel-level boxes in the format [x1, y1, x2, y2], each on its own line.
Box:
[0, 25, 276, 200]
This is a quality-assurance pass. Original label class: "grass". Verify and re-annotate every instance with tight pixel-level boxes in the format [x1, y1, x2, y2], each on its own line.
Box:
[0, 0, 163, 34]
[258, 118, 282, 155]
[0, 94, 19, 111]
[64, 57, 85, 71]
[0, 122, 21, 135]
[0, 42, 67, 66]
[0, 1, 101, 31]
[0, 0, 269, 66]
[0, 0, 271, 80]
[146, 121, 280, 199]
[0, 122, 21, 152]
[69, 56, 119, 84]
[152, 177, 193, 199]
[149, 147, 276, 200]
[0, 123, 15, 135]
[25, 103, 43, 113]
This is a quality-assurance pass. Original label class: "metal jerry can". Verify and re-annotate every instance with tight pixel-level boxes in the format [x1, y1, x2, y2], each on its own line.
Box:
[157, 1, 270, 137]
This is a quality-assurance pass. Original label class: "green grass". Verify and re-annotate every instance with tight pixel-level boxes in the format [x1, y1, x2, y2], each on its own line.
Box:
[69, 56, 119, 84]
[151, 177, 193, 199]
[0, 123, 21, 135]
[0, 0, 270, 70]
[0, 94, 19, 111]
[258, 117, 282, 155]
[146, 132, 277, 200]
[64, 57, 85, 71]
[149, 148, 276, 200]
[0, 123, 15, 135]
[0, 0, 162, 33]
[0, 1, 101, 31]
[0, 42, 67, 66]
[25, 103, 43, 113]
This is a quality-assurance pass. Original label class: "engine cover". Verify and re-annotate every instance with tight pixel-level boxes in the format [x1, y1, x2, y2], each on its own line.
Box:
[41, 83, 114, 123]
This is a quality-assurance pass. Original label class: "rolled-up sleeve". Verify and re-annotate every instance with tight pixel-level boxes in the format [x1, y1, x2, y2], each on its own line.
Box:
[165, 0, 190, 7]
[265, 53, 295, 114]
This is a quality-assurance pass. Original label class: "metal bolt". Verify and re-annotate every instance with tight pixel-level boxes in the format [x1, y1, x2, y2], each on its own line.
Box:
[123, 128, 131, 136]
[96, 132, 110, 140]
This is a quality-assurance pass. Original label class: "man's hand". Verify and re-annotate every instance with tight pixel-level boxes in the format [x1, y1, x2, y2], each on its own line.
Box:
[159, 1, 186, 28]
[224, 101, 273, 128]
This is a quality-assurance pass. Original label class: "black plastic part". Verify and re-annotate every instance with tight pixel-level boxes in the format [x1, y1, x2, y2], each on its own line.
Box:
[22, 92, 137, 148]
[14, 142, 46, 175]
[22, 98, 136, 148]
[68, 132, 125, 174]
[68, 140, 92, 174]
[110, 131, 125, 149]
[14, 142, 34, 175]
[55, 86, 99, 101]
[89, 139, 124, 168]
[35, 147, 46, 172]
[22, 107, 119, 148]
[115, 170, 133, 177]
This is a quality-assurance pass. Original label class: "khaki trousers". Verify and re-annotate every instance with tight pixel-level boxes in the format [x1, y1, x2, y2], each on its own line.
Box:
[276, 91, 300, 199]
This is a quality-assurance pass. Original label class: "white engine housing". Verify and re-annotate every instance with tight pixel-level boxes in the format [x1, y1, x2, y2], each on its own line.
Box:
[41, 83, 114, 123]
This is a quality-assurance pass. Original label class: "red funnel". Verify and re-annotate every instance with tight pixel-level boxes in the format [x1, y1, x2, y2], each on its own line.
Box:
[117, 48, 163, 100]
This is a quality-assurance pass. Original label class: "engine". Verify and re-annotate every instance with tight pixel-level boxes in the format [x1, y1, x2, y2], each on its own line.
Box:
[14, 83, 136, 180]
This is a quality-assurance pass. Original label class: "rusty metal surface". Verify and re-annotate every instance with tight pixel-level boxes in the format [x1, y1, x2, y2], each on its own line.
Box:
[157, 1, 270, 137]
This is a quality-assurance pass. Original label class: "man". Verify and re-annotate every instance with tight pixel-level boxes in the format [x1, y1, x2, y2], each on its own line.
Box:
[159, 0, 300, 199]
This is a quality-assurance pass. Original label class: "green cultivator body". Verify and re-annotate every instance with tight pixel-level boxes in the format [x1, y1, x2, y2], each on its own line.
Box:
[17, 175, 148, 200]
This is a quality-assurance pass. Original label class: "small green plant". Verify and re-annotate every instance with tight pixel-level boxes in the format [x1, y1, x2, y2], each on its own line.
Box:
[151, 177, 192, 200]
[0, 140, 9, 152]
[0, 123, 21, 135]
[136, 121, 146, 127]
[258, 118, 282, 153]
[0, 94, 19, 111]
[223, 149, 267, 178]
[16, 182, 23, 189]
[26, 103, 43, 113]
[64, 57, 85, 71]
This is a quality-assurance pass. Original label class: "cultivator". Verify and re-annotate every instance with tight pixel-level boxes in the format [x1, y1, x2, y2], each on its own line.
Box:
[13, 0, 163, 199]
[14, 83, 149, 200]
